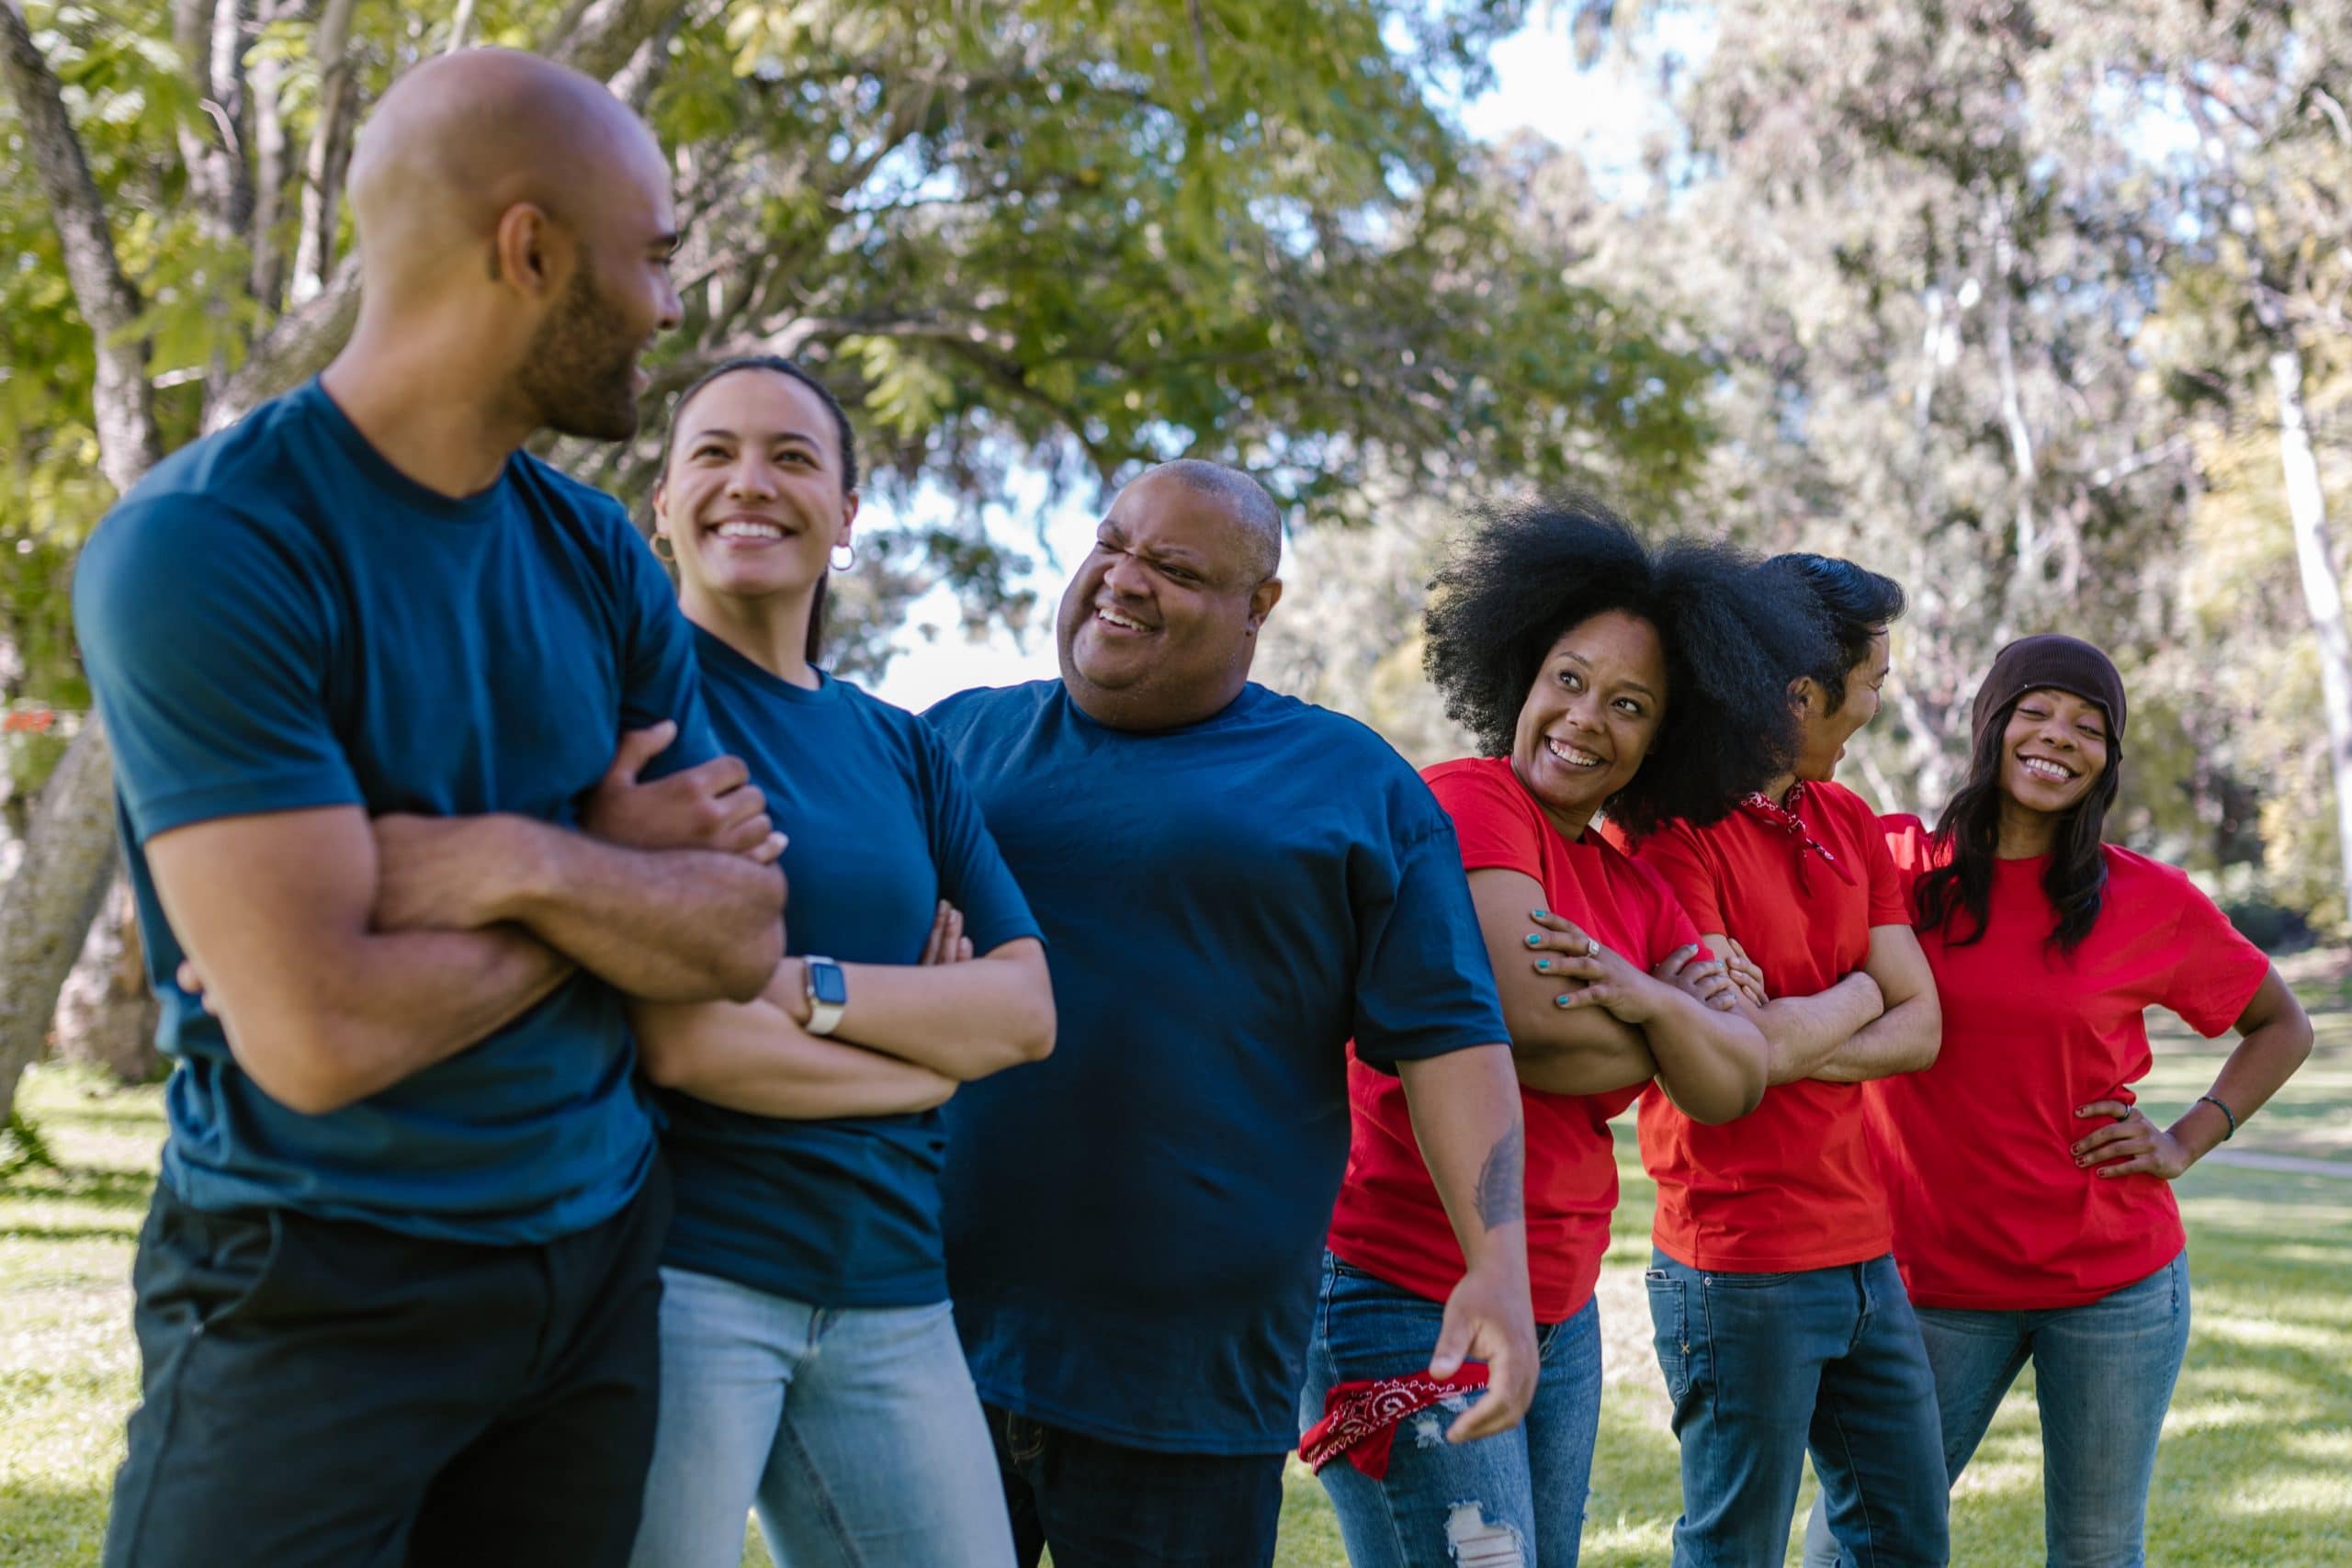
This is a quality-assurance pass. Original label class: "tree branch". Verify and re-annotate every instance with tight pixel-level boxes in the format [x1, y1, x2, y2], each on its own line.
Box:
[543, 0, 691, 84]
[207, 252, 362, 431]
[0, 0, 162, 493]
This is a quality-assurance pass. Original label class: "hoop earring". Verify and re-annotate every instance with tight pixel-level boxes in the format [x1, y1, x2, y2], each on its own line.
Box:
[831, 542, 857, 571]
[650, 533, 676, 563]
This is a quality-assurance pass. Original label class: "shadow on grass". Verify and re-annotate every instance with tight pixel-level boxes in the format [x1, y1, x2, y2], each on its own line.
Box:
[0, 1223, 144, 1246]
[0, 1167, 157, 1213]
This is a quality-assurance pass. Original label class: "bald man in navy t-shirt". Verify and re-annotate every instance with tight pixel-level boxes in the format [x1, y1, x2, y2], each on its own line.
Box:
[928, 461, 1539, 1568]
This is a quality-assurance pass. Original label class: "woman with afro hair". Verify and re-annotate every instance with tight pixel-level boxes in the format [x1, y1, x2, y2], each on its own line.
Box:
[1300, 496, 1824, 1567]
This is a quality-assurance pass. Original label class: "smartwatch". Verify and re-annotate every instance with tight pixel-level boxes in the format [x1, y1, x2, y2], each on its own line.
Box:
[803, 957, 848, 1037]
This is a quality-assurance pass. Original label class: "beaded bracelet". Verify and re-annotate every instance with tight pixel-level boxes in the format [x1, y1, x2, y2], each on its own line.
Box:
[2197, 1093, 2238, 1141]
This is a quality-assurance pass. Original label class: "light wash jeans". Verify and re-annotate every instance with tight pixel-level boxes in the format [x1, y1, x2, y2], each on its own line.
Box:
[1648, 1249, 1949, 1568]
[1300, 1253, 1603, 1568]
[628, 1266, 1015, 1568]
[1802, 1251, 2191, 1568]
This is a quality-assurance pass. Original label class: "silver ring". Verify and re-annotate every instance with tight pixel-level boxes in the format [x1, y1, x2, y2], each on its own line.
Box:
[1585, 939, 1600, 959]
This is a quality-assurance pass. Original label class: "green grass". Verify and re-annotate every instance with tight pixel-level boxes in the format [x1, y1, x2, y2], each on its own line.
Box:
[7, 977, 2351, 1567]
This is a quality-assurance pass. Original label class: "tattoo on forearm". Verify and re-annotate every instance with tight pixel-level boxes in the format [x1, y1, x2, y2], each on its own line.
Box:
[1475, 1123, 1525, 1230]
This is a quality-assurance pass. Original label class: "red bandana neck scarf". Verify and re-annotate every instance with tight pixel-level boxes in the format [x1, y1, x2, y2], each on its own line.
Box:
[1298, 1366, 1490, 1480]
[1739, 784, 1856, 892]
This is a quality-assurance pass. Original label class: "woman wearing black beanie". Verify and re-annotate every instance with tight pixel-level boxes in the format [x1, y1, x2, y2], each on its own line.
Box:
[1854, 634, 2316, 1565]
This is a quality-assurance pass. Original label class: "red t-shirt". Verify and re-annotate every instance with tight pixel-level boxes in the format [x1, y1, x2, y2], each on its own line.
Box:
[1326, 757, 1701, 1322]
[1628, 780, 1908, 1271]
[1868, 816, 2268, 1308]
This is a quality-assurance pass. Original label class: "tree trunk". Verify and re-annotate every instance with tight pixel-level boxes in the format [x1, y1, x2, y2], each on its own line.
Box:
[0, 0, 698, 1132]
[2268, 334, 2352, 919]
[247, 0, 292, 310]
[207, 0, 255, 239]
[289, 0, 359, 303]
[0, 722, 120, 1128]
[53, 876, 160, 1085]
[0, 0, 162, 493]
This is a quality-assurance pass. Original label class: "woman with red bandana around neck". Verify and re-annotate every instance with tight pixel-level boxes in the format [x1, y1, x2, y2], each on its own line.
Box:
[1304, 498, 1819, 1568]
[1805, 635, 2314, 1568]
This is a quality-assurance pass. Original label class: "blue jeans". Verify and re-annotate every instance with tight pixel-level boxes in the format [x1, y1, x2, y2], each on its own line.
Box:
[1647, 1249, 1947, 1567]
[1803, 1251, 2190, 1568]
[1300, 1253, 1602, 1568]
[628, 1267, 1013, 1568]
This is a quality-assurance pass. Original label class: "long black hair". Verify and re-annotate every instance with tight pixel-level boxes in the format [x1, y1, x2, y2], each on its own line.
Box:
[1423, 495, 1828, 838]
[656, 355, 859, 666]
[1914, 692, 2121, 953]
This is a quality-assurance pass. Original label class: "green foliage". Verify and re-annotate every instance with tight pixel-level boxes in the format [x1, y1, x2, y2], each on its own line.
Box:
[6, 0, 1704, 701]
[0, 1106, 57, 1177]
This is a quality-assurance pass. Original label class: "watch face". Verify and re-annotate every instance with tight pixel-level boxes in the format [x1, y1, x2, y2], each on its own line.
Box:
[811, 962, 849, 1007]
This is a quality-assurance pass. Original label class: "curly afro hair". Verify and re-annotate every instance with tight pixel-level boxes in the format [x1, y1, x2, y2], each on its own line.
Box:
[1422, 495, 1829, 839]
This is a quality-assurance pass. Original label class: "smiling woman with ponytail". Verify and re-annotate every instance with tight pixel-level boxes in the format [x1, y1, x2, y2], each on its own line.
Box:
[621, 356, 1056, 1568]
[1846, 634, 2317, 1567]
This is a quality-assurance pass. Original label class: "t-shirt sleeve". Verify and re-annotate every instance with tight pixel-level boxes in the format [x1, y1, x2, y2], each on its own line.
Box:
[918, 722, 1042, 956]
[1857, 804, 1910, 927]
[2159, 877, 2272, 1037]
[1351, 811, 1511, 1067]
[1633, 821, 1724, 936]
[74, 498, 362, 841]
[1428, 764, 1546, 879]
[1631, 860, 1706, 972]
[612, 513, 723, 781]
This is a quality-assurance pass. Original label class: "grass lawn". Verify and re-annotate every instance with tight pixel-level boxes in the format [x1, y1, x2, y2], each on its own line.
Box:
[6, 967, 2349, 1567]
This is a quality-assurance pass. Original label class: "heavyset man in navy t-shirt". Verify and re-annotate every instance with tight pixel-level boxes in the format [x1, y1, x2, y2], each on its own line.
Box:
[926, 461, 1541, 1568]
[74, 52, 787, 1568]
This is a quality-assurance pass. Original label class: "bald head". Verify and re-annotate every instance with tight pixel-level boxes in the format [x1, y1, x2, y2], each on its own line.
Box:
[335, 48, 682, 445]
[348, 49, 670, 297]
[1149, 458, 1283, 581]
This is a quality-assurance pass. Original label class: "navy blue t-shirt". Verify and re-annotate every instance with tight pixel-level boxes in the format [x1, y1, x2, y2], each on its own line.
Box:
[73, 378, 718, 1244]
[660, 631, 1039, 1306]
[925, 680, 1509, 1454]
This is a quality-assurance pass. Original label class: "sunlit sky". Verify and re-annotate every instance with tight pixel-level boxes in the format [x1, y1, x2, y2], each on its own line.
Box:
[866, 10, 1678, 711]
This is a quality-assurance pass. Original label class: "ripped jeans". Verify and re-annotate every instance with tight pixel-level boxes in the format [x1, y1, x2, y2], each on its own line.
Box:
[1301, 1253, 1600, 1568]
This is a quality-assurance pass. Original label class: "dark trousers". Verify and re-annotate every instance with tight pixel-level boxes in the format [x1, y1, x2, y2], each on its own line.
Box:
[985, 1403, 1286, 1568]
[104, 1162, 672, 1568]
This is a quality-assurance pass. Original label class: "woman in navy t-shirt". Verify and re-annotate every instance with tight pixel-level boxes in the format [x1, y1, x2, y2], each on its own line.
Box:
[624, 358, 1054, 1568]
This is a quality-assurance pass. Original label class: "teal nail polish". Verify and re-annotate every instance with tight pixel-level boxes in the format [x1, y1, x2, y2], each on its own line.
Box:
[1525, 933, 1542, 947]
[1555, 994, 1573, 1007]
[1536, 959, 1551, 971]
[1532, 908, 1549, 919]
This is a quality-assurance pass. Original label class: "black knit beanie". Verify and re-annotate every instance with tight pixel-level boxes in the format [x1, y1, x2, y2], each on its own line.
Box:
[1969, 634, 2127, 750]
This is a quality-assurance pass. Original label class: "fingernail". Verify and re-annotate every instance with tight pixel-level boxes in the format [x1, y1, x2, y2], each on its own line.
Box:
[1531, 908, 1548, 919]
[1555, 994, 1573, 1007]
[1526, 933, 1543, 947]
[1536, 959, 1550, 971]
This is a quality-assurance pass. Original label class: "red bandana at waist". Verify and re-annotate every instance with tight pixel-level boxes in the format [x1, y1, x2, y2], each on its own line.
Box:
[1298, 1366, 1489, 1481]
[1739, 784, 1856, 891]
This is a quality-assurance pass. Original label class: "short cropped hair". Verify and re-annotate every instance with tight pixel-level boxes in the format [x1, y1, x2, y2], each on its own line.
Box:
[1763, 553, 1905, 712]
[1154, 458, 1281, 581]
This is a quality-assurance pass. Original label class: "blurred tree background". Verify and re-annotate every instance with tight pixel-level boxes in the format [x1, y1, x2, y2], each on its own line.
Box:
[3, 0, 2346, 1134]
